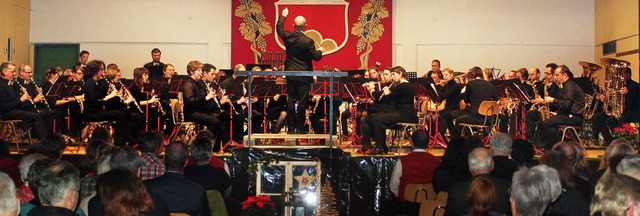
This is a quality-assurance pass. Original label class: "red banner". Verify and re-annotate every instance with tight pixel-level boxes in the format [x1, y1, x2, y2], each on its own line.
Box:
[232, 0, 392, 70]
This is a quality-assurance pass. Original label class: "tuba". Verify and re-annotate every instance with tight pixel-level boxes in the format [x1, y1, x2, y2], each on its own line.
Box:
[579, 61, 602, 120]
[600, 58, 630, 119]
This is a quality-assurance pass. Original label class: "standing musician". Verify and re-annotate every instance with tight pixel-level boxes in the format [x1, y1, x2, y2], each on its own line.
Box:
[436, 68, 463, 139]
[440, 66, 498, 138]
[82, 60, 133, 146]
[525, 63, 560, 142]
[277, 7, 324, 134]
[361, 66, 417, 154]
[0, 62, 52, 138]
[591, 67, 640, 144]
[143, 48, 165, 81]
[534, 65, 585, 149]
[129, 67, 163, 132]
[181, 60, 220, 135]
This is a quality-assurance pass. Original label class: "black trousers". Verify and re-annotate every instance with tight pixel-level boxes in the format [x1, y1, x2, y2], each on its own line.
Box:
[286, 81, 310, 134]
[186, 111, 220, 133]
[2, 109, 53, 139]
[525, 109, 541, 141]
[84, 110, 131, 146]
[362, 112, 417, 152]
[592, 111, 640, 144]
[537, 114, 583, 149]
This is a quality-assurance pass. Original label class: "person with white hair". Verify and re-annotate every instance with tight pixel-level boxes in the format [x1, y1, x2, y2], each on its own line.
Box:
[0, 172, 19, 216]
[27, 161, 80, 216]
[617, 155, 640, 181]
[489, 133, 516, 181]
[445, 147, 511, 216]
[591, 174, 640, 216]
[509, 165, 562, 216]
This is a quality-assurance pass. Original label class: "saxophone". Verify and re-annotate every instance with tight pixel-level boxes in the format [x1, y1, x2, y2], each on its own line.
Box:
[539, 81, 553, 121]
[177, 92, 185, 122]
[583, 77, 600, 120]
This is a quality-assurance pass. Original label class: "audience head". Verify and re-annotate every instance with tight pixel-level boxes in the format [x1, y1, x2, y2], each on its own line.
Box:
[89, 127, 112, 144]
[468, 147, 493, 175]
[36, 161, 80, 210]
[540, 150, 575, 188]
[439, 136, 472, 179]
[510, 165, 562, 216]
[591, 174, 640, 216]
[40, 133, 66, 160]
[551, 141, 587, 175]
[466, 177, 496, 215]
[109, 147, 141, 175]
[617, 155, 640, 181]
[84, 139, 109, 172]
[410, 130, 429, 150]
[608, 153, 630, 175]
[25, 158, 55, 194]
[490, 133, 512, 156]
[0, 172, 18, 216]
[165, 142, 189, 172]
[511, 139, 535, 168]
[190, 137, 213, 164]
[97, 169, 154, 215]
[137, 131, 164, 154]
[18, 154, 48, 185]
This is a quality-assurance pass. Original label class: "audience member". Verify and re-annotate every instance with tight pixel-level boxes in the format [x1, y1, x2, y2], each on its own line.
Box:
[17, 154, 47, 204]
[466, 177, 499, 216]
[137, 131, 166, 180]
[190, 130, 230, 175]
[27, 161, 80, 216]
[38, 133, 66, 160]
[589, 139, 635, 186]
[0, 141, 21, 196]
[23, 158, 55, 208]
[0, 172, 19, 216]
[617, 154, 640, 181]
[108, 147, 141, 175]
[445, 147, 511, 216]
[509, 165, 562, 216]
[88, 127, 112, 144]
[389, 130, 440, 199]
[539, 151, 589, 216]
[79, 144, 113, 215]
[96, 169, 158, 215]
[78, 139, 109, 201]
[591, 174, 640, 216]
[552, 141, 590, 179]
[489, 133, 516, 181]
[433, 136, 472, 193]
[510, 139, 534, 168]
[144, 142, 210, 216]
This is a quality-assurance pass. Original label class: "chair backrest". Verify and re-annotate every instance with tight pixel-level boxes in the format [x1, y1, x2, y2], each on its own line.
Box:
[404, 183, 437, 202]
[436, 191, 448, 202]
[419, 200, 446, 216]
[170, 213, 190, 216]
[477, 101, 499, 116]
[170, 99, 180, 124]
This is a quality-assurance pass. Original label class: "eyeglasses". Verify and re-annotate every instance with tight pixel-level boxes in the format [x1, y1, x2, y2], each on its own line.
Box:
[21, 71, 33, 74]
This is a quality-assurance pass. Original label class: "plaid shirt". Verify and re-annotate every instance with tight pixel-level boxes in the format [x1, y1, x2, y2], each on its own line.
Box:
[140, 153, 165, 181]
[79, 173, 96, 201]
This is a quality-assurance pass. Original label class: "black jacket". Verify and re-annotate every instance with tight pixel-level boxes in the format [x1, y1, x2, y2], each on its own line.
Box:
[276, 15, 322, 83]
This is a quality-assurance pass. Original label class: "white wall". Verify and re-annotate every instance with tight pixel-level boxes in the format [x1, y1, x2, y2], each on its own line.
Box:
[31, 0, 594, 78]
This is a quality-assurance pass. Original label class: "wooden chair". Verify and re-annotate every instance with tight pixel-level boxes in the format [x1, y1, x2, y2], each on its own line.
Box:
[389, 122, 421, 152]
[403, 183, 437, 202]
[0, 119, 32, 152]
[170, 213, 190, 216]
[419, 200, 446, 216]
[459, 101, 500, 138]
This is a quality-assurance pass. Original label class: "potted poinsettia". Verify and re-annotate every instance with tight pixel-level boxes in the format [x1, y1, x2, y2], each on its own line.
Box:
[241, 195, 276, 216]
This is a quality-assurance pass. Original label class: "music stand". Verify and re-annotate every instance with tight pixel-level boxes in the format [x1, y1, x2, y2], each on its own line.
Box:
[168, 75, 190, 95]
[339, 83, 365, 154]
[573, 77, 595, 94]
[422, 83, 448, 151]
[221, 76, 247, 151]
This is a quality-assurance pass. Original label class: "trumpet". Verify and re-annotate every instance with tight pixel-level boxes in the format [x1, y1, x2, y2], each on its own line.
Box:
[13, 79, 39, 113]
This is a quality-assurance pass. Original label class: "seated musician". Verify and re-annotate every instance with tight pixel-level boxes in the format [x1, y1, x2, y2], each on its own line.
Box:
[592, 67, 639, 144]
[361, 66, 417, 154]
[436, 68, 463, 139]
[130, 67, 164, 132]
[525, 63, 560, 143]
[0, 62, 53, 138]
[181, 60, 221, 135]
[499, 68, 534, 136]
[441, 66, 498, 138]
[534, 65, 585, 149]
[341, 66, 386, 138]
[82, 60, 133, 146]
[42, 66, 77, 135]
[309, 91, 342, 136]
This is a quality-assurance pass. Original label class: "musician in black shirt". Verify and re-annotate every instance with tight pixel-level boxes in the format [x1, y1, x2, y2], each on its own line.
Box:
[525, 63, 560, 142]
[144, 48, 166, 81]
[361, 66, 417, 154]
[536, 65, 585, 149]
[181, 61, 220, 135]
[592, 67, 640, 144]
[0, 62, 53, 138]
[436, 68, 462, 139]
[83, 60, 132, 146]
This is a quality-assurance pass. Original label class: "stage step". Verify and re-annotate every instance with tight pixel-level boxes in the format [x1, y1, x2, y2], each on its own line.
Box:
[243, 133, 339, 147]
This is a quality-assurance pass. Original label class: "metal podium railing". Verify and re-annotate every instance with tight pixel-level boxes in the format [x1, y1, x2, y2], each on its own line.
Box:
[234, 71, 349, 148]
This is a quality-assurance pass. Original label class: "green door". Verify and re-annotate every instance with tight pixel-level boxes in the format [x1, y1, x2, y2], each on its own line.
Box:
[33, 44, 79, 84]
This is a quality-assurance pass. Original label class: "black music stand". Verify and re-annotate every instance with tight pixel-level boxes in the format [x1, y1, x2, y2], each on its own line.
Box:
[409, 78, 431, 98]
[221, 76, 247, 151]
[339, 83, 365, 154]
[573, 77, 595, 94]
[166, 75, 192, 142]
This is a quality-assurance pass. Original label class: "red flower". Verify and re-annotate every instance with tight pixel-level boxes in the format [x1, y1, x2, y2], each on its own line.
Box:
[241, 195, 274, 210]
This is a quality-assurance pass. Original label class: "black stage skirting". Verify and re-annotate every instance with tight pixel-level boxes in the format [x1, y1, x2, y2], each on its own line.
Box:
[222, 147, 397, 216]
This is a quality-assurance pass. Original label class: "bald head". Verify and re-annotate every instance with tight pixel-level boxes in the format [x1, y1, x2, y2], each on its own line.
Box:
[294, 16, 307, 30]
[468, 147, 493, 175]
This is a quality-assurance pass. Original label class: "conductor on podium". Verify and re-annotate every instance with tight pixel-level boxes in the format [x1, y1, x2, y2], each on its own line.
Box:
[276, 7, 325, 134]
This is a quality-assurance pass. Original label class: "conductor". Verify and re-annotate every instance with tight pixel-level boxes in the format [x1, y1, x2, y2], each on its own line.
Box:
[276, 7, 324, 134]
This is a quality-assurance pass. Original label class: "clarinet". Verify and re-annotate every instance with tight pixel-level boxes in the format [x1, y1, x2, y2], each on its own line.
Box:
[121, 83, 143, 113]
[208, 82, 222, 108]
[32, 78, 52, 112]
[103, 77, 124, 103]
[14, 79, 39, 113]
